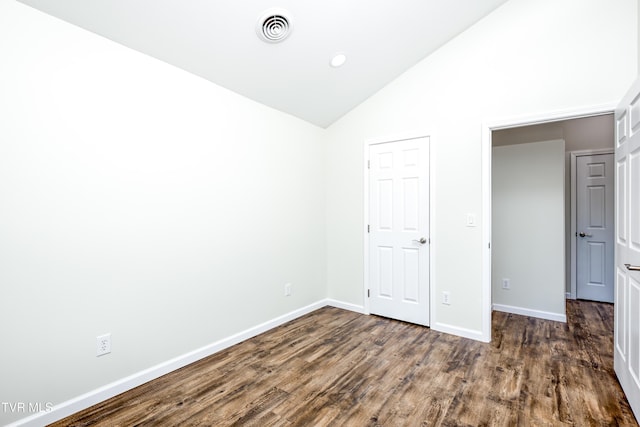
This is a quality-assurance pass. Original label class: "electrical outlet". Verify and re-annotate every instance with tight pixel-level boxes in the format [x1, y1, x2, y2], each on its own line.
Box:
[442, 291, 451, 305]
[284, 283, 292, 297]
[502, 279, 510, 290]
[96, 333, 111, 357]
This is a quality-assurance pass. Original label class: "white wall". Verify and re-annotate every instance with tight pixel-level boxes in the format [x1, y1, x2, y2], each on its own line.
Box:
[492, 140, 566, 319]
[0, 1, 326, 425]
[325, 0, 636, 339]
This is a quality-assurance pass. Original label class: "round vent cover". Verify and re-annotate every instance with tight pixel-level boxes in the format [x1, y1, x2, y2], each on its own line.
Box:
[256, 9, 293, 43]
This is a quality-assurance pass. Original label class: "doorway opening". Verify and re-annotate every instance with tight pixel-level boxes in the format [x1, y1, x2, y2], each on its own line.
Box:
[480, 105, 616, 341]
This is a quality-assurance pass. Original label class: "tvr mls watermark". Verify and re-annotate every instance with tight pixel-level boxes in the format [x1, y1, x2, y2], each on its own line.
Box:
[1, 401, 53, 414]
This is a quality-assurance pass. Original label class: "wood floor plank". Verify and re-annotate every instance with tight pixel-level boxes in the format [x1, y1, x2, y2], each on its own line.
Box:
[50, 301, 638, 426]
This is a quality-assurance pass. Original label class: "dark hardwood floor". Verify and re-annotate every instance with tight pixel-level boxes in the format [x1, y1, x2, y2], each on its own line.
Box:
[50, 300, 638, 426]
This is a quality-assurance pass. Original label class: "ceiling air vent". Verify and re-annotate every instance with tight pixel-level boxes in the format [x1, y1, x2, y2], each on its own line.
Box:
[256, 9, 293, 43]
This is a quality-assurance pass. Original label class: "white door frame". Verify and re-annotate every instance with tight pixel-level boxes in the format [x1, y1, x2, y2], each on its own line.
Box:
[363, 132, 436, 323]
[569, 148, 614, 300]
[481, 103, 615, 342]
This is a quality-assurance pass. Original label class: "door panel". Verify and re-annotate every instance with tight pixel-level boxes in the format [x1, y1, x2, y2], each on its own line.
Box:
[377, 246, 393, 298]
[402, 248, 420, 302]
[630, 278, 640, 386]
[576, 154, 614, 302]
[587, 185, 605, 227]
[377, 180, 393, 230]
[616, 268, 626, 358]
[631, 150, 640, 254]
[631, 94, 640, 131]
[587, 242, 605, 284]
[618, 160, 627, 245]
[403, 178, 419, 230]
[369, 137, 429, 326]
[615, 78, 640, 421]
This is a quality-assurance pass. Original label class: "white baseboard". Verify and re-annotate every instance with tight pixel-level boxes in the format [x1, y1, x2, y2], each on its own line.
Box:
[431, 322, 487, 342]
[326, 299, 366, 314]
[492, 303, 567, 323]
[8, 300, 329, 427]
[331, 299, 489, 342]
[331, 300, 490, 342]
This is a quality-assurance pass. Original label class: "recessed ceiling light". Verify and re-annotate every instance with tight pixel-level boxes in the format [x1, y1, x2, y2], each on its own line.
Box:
[330, 53, 347, 68]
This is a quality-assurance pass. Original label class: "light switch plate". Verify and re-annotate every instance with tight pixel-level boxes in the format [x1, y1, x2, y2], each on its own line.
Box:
[466, 213, 477, 227]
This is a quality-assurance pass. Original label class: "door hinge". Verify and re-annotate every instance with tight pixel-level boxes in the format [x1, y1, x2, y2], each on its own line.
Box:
[368, 289, 370, 298]
[367, 224, 370, 233]
[488, 242, 491, 249]
[367, 160, 370, 169]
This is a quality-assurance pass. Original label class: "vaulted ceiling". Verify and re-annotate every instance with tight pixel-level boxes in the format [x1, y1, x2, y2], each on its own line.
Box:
[18, 0, 509, 128]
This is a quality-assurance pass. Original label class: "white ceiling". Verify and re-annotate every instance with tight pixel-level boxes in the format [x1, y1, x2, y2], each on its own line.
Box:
[18, 0, 509, 128]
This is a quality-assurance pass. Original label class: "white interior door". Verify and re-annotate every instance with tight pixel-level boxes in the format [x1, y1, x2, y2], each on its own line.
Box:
[368, 137, 429, 326]
[576, 153, 614, 302]
[614, 79, 640, 420]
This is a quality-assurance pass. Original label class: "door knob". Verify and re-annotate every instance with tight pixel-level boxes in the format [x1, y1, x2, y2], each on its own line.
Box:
[625, 264, 640, 271]
[579, 232, 593, 238]
[413, 237, 427, 245]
